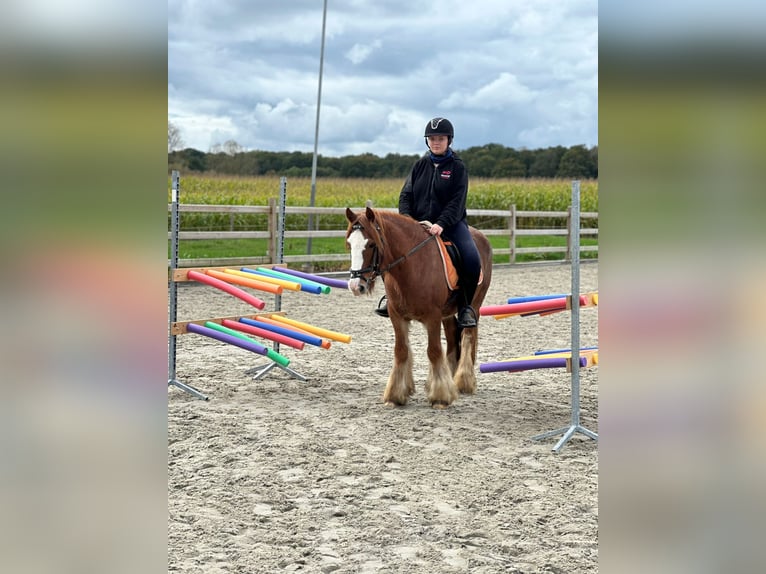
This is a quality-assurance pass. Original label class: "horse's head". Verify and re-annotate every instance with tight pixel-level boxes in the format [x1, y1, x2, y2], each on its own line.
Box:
[345, 206, 382, 296]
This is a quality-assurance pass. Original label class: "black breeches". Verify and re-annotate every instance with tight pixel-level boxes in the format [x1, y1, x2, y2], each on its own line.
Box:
[444, 220, 481, 306]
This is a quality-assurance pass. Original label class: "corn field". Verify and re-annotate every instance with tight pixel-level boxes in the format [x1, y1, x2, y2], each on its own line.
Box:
[169, 175, 598, 233]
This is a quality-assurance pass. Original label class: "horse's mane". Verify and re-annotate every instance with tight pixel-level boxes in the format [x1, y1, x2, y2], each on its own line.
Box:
[371, 209, 426, 238]
[346, 208, 430, 259]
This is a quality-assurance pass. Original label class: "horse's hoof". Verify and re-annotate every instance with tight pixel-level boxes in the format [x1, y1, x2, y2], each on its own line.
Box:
[431, 401, 450, 410]
[384, 400, 404, 408]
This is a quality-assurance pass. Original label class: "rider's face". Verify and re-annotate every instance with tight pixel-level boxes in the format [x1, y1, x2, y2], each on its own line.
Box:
[427, 135, 449, 154]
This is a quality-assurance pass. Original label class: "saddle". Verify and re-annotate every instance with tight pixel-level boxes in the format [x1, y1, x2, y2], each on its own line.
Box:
[419, 222, 483, 291]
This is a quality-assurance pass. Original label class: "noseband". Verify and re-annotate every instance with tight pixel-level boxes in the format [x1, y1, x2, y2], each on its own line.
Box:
[349, 220, 436, 286]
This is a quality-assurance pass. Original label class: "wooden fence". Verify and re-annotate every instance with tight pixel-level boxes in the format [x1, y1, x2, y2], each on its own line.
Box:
[167, 200, 598, 269]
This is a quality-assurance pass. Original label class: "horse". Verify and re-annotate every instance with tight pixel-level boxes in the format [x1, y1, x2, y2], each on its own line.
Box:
[345, 206, 493, 408]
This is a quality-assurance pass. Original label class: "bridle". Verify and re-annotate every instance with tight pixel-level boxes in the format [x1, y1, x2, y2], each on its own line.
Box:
[349, 219, 436, 289]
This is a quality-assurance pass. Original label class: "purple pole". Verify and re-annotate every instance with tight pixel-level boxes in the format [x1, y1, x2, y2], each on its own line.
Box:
[480, 356, 587, 374]
[239, 318, 325, 348]
[272, 266, 349, 290]
[187, 323, 269, 356]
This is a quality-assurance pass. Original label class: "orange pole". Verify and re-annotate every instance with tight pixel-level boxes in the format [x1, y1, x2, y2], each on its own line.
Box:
[256, 316, 332, 349]
[205, 269, 282, 294]
[269, 315, 351, 343]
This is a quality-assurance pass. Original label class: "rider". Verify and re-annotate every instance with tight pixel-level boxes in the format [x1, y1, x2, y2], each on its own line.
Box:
[375, 117, 482, 328]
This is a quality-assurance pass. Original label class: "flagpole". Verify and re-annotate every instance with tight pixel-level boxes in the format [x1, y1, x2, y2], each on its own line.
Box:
[306, 0, 328, 268]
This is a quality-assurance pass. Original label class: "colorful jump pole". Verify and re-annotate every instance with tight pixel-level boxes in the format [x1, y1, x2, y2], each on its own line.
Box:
[480, 297, 567, 317]
[255, 267, 331, 294]
[250, 316, 332, 349]
[187, 270, 266, 310]
[480, 295, 589, 318]
[268, 314, 351, 343]
[272, 265, 349, 290]
[507, 294, 568, 304]
[480, 356, 588, 374]
[239, 317, 326, 348]
[535, 346, 598, 355]
[204, 269, 282, 294]
[187, 323, 268, 356]
[200, 321, 290, 366]
[221, 319, 306, 350]
[223, 269, 302, 291]
[241, 267, 326, 295]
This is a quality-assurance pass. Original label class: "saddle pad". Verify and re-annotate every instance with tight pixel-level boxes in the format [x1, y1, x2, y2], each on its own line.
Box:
[420, 221, 483, 291]
[436, 237, 484, 291]
[436, 237, 460, 290]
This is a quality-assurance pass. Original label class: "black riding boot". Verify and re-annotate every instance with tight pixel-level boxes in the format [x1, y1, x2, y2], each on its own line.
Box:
[457, 305, 477, 328]
[456, 276, 479, 328]
[374, 295, 389, 317]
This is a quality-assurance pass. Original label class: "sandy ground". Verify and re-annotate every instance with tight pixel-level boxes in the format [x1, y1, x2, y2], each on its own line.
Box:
[168, 262, 598, 573]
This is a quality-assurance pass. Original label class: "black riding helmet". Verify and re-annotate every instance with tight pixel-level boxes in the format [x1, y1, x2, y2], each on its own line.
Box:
[424, 117, 454, 145]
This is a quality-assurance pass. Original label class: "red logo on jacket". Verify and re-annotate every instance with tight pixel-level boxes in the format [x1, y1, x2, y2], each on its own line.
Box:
[440, 170, 451, 180]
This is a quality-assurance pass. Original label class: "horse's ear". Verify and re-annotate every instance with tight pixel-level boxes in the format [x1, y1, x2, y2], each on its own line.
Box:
[365, 206, 375, 222]
[345, 207, 357, 223]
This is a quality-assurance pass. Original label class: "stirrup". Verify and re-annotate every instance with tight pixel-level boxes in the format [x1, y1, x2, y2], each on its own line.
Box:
[457, 305, 477, 328]
[374, 295, 389, 317]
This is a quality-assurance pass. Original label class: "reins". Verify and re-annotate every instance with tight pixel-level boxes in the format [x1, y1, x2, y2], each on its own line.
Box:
[380, 233, 435, 274]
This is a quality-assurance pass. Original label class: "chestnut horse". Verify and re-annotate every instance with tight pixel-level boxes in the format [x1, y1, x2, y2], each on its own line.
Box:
[345, 207, 493, 408]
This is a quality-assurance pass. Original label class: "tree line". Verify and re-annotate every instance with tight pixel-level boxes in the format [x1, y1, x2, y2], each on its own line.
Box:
[168, 141, 597, 180]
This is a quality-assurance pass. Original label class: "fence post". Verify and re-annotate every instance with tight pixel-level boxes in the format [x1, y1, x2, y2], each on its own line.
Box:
[565, 205, 573, 261]
[268, 197, 277, 263]
[509, 204, 516, 264]
[365, 199, 373, 208]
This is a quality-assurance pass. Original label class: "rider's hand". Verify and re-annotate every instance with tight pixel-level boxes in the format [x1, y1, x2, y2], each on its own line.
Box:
[430, 224, 443, 236]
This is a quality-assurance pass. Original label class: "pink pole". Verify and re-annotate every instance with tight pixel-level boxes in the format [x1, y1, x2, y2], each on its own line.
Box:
[187, 270, 266, 310]
[221, 319, 305, 350]
[481, 295, 589, 317]
[481, 297, 568, 317]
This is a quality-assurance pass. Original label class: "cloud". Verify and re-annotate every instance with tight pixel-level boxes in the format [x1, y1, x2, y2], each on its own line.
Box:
[168, 1, 598, 156]
[440, 73, 537, 110]
[345, 40, 383, 65]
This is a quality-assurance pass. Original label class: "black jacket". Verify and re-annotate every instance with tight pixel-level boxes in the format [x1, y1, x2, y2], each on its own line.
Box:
[398, 151, 468, 230]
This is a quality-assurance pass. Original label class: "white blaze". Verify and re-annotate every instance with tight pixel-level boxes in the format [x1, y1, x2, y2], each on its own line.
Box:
[347, 229, 368, 271]
[346, 229, 369, 294]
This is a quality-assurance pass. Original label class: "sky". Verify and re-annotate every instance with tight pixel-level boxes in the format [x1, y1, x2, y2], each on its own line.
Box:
[168, 0, 598, 157]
